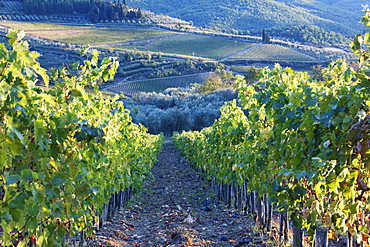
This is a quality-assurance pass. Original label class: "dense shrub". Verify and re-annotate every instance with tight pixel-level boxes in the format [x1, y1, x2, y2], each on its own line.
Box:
[121, 87, 237, 135]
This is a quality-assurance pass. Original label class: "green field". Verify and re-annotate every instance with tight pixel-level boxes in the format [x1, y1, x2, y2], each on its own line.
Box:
[1, 21, 176, 45]
[232, 44, 316, 61]
[1, 21, 92, 30]
[34, 27, 175, 45]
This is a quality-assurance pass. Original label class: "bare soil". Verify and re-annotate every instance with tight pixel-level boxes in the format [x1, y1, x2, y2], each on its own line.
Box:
[88, 139, 272, 247]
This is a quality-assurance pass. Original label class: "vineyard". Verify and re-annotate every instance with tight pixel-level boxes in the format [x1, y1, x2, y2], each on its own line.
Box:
[231, 44, 316, 61]
[173, 12, 370, 247]
[108, 72, 214, 95]
[0, 29, 163, 246]
[119, 33, 257, 60]
[1, 2, 368, 247]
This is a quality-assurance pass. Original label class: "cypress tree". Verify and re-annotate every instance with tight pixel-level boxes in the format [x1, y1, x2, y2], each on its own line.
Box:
[262, 29, 271, 43]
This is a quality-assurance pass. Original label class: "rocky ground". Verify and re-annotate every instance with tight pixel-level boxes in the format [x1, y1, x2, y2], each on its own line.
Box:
[88, 139, 274, 247]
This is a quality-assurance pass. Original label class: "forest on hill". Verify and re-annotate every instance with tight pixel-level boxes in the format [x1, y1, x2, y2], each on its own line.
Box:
[0, 0, 358, 44]
[127, 0, 364, 36]
[21, 0, 144, 22]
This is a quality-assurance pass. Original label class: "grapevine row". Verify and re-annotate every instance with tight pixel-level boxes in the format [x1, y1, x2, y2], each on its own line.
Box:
[0, 29, 163, 246]
[174, 12, 370, 246]
[233, 44, 316, 61]
[109, 72, 214, 95]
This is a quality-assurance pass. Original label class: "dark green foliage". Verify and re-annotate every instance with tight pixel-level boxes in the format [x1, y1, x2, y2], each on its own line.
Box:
[262, 29, 270, 43]
[92, 1, 131, 22]
[22, 0, 141, 22]
[243, 66, 263, 83]
[195, 69, 235, 94]
[127, 0, 363, 36]
[252, 25, 351, 45]
[23, 0, 91, 15]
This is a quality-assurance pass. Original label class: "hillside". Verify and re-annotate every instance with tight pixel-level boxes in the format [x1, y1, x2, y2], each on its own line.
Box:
[127, 0, 364, 35]
[318, 0, 365, 13]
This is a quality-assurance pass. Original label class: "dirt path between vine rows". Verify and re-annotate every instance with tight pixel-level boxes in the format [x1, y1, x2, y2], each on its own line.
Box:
[88, 138, 271, 247]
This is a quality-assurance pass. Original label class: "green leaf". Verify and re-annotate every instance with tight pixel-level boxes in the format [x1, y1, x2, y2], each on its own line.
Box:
[3, 211, 12, 223]
[306, 130, 315, 142]
[21, 169, 34, 181]
[34, 118, 47, 150]
[6, 29, 25, 45]
[9, 192, 28, 210]
[361, 11, 370, 27]
[32, 188, 45, 203]
[90, 186, 100, 195]
[27, 204, 40, 217]
[45, 184, 60, 199]
[50, 173, 68, 186]
[91, 49, 99, 66]
[296, 171, 306, 180]
[352, 34, 363, 55]
[283, 169, 292, 177]
[9, 208, 21, 222]
[337, 168, 348, 183]
[16, 241, 27, 247]
[6, 175, 20, 185]
[5, 116, 24, 143]
[80, 46, 90, 56]
[52, 206, 62, 217]
[365, 32, 370, 44]
[343, 115, 352, 124]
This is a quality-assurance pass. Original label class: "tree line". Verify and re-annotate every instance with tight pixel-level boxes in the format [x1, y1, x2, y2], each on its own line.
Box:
[22, 0, 92, 15]
[91, 0, 145, 23]
[22, 0, 144, 22]
[251, 25, 350, 45]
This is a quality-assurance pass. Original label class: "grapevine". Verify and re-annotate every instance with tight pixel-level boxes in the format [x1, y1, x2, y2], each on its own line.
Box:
[174, 10, 370, 245]
[0, 29, 163, 246]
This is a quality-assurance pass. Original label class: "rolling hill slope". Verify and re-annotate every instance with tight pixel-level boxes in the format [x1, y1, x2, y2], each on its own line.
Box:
[127, 0, 365, 35]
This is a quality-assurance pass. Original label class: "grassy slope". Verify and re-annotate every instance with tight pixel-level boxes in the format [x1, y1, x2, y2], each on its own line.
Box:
[127, 0, 363, 34]
[2, 24, 176, 45]
[38, 27, 175, 45]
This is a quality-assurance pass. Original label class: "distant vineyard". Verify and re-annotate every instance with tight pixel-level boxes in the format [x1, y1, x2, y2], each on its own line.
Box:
[108, 72, 214, 95]
[232, 44, 316, 61]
